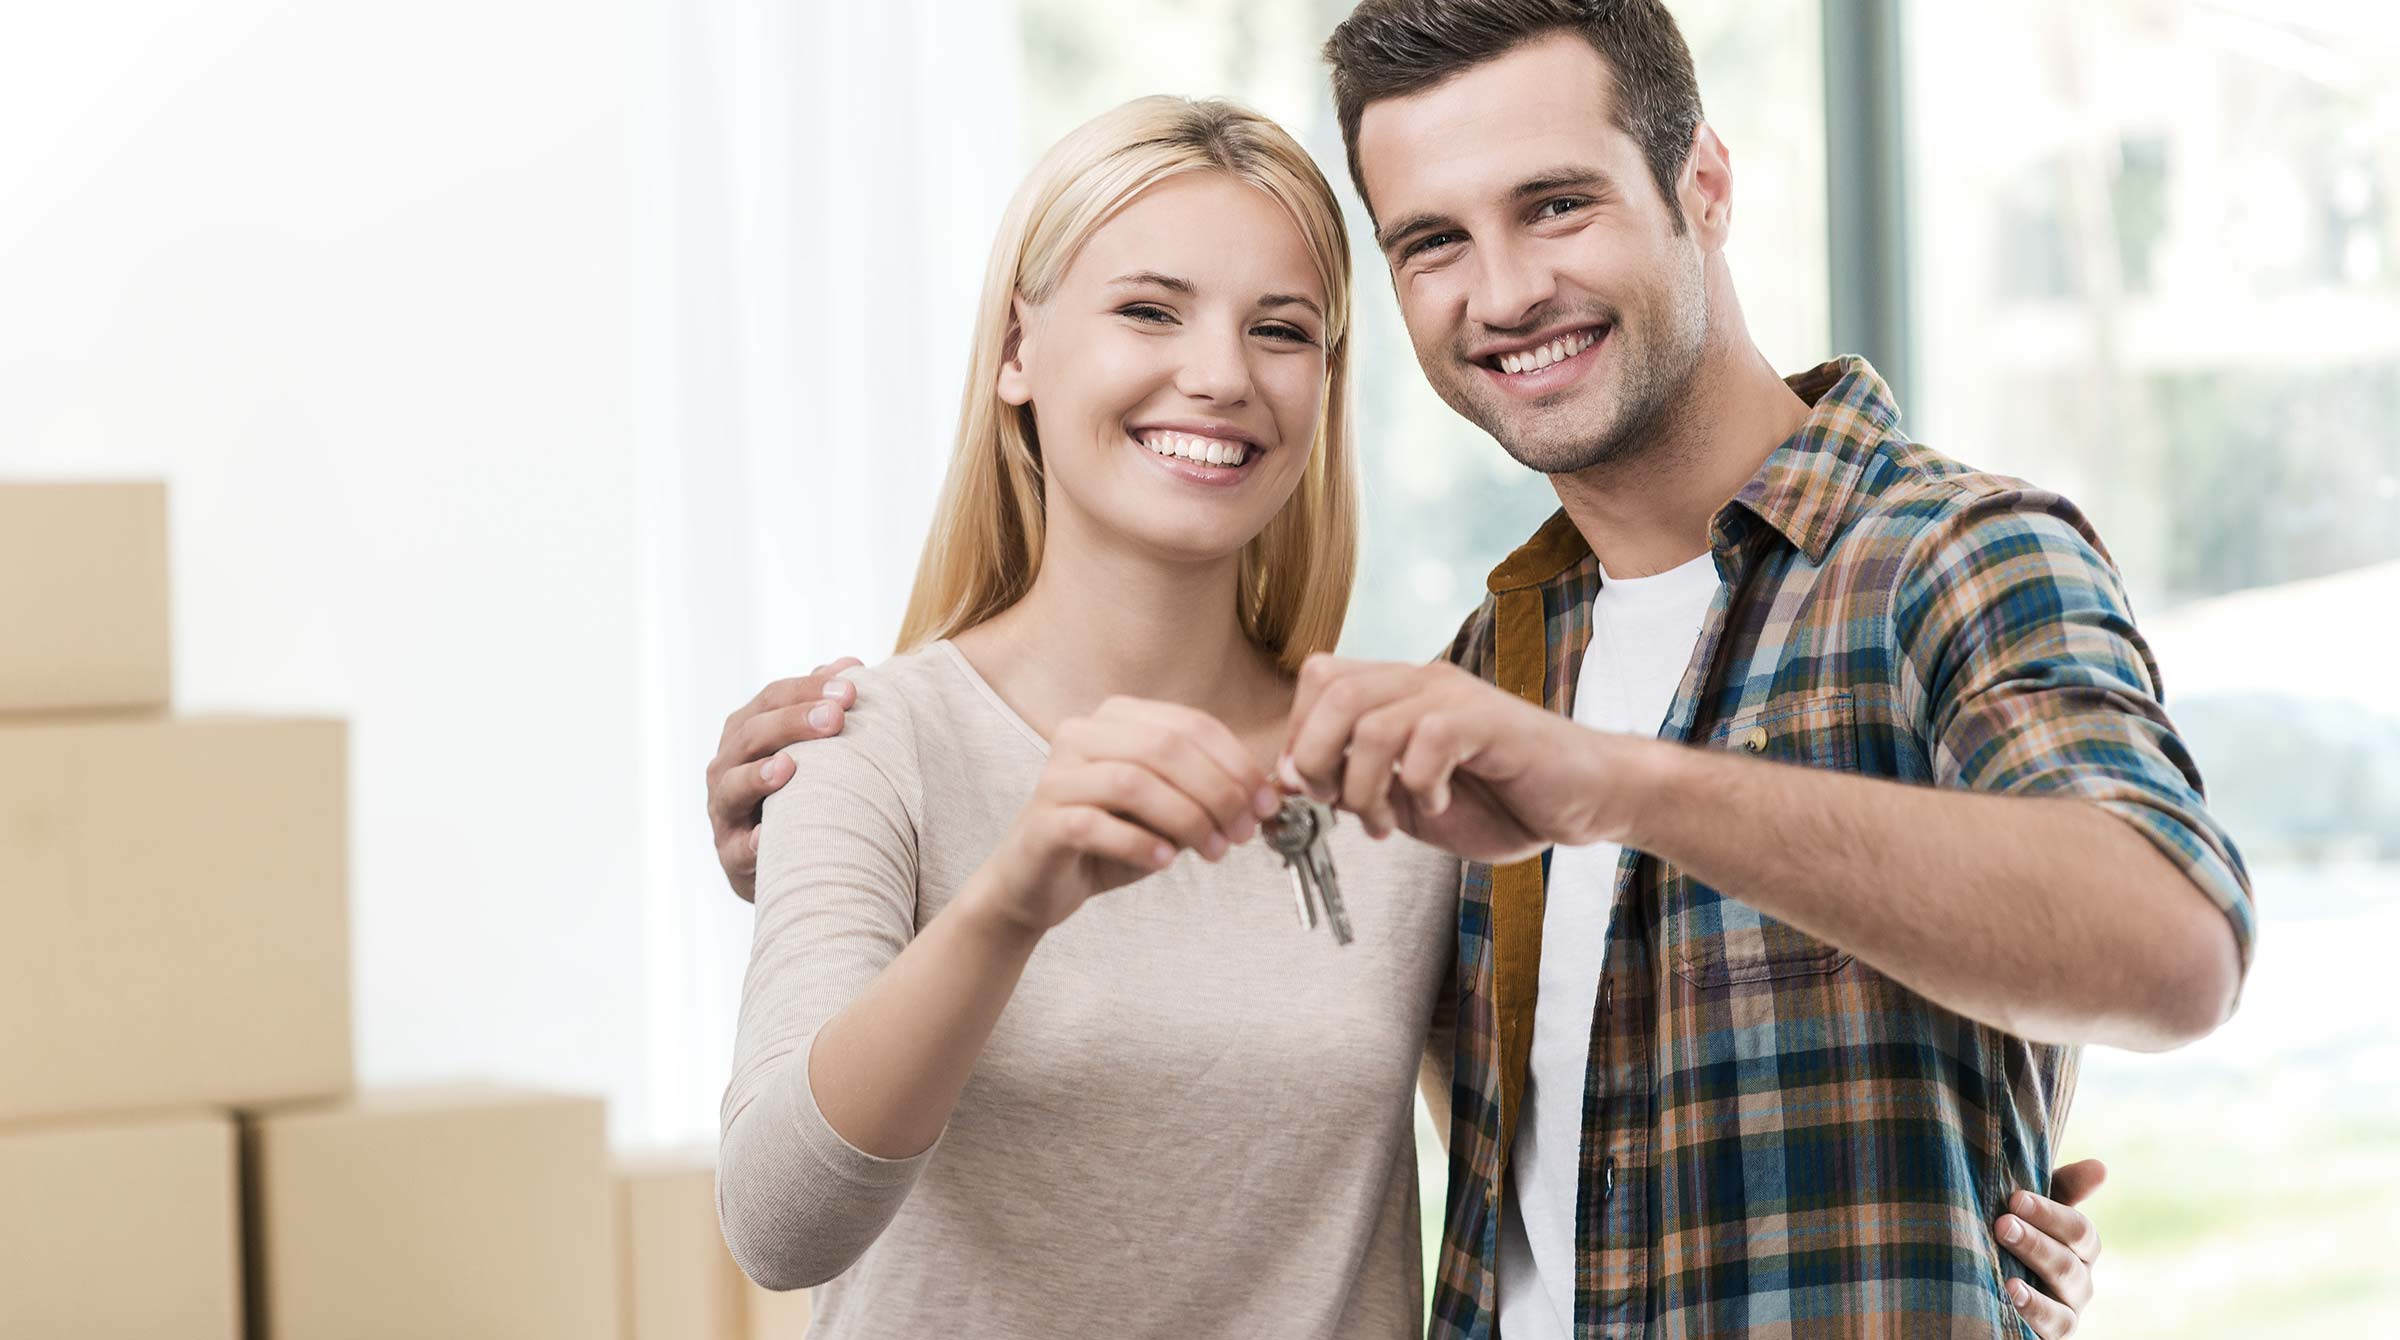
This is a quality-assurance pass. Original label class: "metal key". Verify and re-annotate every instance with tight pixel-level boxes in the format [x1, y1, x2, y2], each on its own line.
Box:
[1261, 796, 1353, 946]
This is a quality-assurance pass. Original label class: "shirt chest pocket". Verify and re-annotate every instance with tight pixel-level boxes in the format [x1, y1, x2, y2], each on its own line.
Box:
[1664, 689, 1859, 989]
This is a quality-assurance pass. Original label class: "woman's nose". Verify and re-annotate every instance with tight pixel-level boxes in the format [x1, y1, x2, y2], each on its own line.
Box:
[1172, 329, 1254, 406]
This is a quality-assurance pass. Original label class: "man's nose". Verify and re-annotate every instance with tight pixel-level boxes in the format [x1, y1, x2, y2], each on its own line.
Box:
[1465, 236, 1557, 333]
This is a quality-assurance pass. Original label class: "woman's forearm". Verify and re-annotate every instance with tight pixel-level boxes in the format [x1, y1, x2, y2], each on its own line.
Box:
[805, 867, 1045, 1158]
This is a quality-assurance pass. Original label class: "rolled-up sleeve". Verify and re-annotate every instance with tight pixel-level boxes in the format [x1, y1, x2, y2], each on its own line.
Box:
[1894, 484, 2255, 973]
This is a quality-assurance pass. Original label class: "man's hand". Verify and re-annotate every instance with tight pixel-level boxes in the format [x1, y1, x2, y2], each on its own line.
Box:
[2002, 1158, 2108, 1339]
[1278, 655, 1645, 861]
[707, 658, 862, 901]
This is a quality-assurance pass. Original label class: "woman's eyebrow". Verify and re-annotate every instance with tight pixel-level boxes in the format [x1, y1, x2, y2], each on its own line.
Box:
[1258, 293, 1323, 318]
[1106, 271, 1194, 294]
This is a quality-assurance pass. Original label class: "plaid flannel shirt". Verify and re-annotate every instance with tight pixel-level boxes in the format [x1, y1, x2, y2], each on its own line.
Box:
[1426, 358, 2254, 1339]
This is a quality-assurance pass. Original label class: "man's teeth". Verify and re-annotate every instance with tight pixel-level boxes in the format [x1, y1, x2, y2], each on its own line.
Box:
[1496, 329, 1600, 375]
[1141, 431, 1252, 467]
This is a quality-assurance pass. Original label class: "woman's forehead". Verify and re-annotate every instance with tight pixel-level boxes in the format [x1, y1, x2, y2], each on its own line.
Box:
[1063, 174, 1324, 303]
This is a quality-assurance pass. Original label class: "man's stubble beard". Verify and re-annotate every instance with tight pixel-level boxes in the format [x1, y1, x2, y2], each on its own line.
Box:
[1431, 257, 1713, 479]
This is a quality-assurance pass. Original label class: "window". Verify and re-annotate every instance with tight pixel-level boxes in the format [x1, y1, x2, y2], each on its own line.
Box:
[1908, 3, 2400, 1334]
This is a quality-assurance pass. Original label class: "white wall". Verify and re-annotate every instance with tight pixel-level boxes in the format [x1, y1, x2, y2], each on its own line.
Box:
[1, 0, 1025, 1146]
[0, 2, 651, 1136]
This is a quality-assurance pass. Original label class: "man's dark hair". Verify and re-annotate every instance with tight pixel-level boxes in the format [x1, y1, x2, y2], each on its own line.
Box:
[1323, 0, 1704, 228]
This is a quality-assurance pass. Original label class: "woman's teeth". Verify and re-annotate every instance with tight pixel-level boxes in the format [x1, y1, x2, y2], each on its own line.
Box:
[1495, 328, 1600, 375]
[1140, 431, 1252, 467]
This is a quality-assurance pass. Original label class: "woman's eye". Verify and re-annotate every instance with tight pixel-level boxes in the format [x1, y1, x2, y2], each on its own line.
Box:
[1118, 303, 1175, 324]
[1254, 323, 1316, 345]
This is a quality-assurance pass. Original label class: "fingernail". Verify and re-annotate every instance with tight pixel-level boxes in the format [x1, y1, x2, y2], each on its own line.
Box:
[2014, 1191, 2039, 1215]
[2006, 1280, 2030, 1307]
[1276, 756, 1304, 791]
[828, 679, 855, 702]
[808, 704, 838, 730]
[1152, 842, 1175, 868]
[1254, 785, 1282, 818]
[1997, 1215, 2022, 1244]
[1231, 813, 1258, 842]
[1203, 834, 1229, 861]
[763, 755, 790, 782]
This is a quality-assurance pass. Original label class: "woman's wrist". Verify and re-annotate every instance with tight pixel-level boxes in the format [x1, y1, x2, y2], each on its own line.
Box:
[950, 866, 1050, 950]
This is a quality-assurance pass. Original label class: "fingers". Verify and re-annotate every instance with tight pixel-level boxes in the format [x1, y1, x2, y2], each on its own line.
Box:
[1041, 804, 1176, 874]
[2048, 1158, 2109, 1209]
[729, 662, 858, 733]
[1045, 761, 1226, 860]
[2002, 1271, 2077, 1340]
[1065, 703, 1271, 848]
[1340, 696, 1437, 838]
[1998, 1205, 2090, 1315]
[1395, 705, 1471, 819]
[2011, 1186, 2102, 1265]
[724, 700, 851, 777]
[1282, 660, 1427, 805]
[710, 752, 798, 835]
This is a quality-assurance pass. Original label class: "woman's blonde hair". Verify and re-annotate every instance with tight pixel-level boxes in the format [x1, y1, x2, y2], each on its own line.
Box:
[894, 96, 1358, 673]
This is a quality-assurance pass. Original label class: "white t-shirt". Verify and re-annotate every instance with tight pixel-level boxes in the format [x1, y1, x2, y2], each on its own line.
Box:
[1496, 552, 1718, 1339]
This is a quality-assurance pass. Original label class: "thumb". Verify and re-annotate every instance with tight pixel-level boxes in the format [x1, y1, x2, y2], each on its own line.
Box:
[2049, 1157, 2108, 1207]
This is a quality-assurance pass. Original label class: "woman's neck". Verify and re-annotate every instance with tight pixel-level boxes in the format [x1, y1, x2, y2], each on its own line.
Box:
[951, 519, 1293, 748]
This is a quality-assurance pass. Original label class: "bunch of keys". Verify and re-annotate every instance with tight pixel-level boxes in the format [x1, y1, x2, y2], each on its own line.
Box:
[1261, 795, 1352, 946]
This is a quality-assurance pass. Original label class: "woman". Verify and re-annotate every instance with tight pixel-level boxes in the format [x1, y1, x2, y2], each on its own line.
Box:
[716, 95, 2100, 1338]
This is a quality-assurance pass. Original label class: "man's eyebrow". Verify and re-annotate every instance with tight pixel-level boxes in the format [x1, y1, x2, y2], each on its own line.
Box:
[1375, 167, 1622, 254]
[1511, 166, 1616, 201]
[1106, 271, 1195, 294]
[1375, 211, 1456, 254]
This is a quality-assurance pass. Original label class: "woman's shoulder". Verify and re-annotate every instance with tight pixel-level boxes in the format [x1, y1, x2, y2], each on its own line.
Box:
[787, 642, 994, 770]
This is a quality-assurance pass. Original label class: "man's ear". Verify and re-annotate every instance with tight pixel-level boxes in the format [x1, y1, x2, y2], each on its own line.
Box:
[1680, 123, 1734, 251]
[996, 295, 1036, 406]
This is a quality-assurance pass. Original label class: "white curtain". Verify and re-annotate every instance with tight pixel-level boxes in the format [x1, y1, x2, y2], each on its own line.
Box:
[634, 0, 1024, 1143]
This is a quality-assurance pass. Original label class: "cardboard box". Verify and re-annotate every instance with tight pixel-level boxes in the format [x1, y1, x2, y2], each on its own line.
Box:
[0, 715, 351, 1125]
[613, 1146, 813, 1340]
[615, 1147, 746, 1340]
[0, 1109, 242, 1340]
[0, 481, 172, 713]
[246, 1085, 618, 1340]
[745, 1276, 816, 1339]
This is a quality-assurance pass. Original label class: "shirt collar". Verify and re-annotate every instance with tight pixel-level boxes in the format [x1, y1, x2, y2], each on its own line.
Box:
[1484, 356, 1903, 595]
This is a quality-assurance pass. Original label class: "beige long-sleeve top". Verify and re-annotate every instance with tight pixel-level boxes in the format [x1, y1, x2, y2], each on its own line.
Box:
[718, 640, 1460, 1338]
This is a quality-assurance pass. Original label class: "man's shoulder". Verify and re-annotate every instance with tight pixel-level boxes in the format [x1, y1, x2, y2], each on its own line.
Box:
[1838, 436, 2110, 567]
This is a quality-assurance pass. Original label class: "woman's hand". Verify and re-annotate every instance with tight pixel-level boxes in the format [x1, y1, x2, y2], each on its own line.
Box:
[970, 697, 1281, 933]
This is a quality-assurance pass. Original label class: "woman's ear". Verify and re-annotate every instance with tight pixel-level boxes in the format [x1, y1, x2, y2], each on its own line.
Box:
[996, 295, 1036, 406]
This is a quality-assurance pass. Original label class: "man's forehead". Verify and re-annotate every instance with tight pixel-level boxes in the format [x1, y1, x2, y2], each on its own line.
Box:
[1354, 33, 1628, 221]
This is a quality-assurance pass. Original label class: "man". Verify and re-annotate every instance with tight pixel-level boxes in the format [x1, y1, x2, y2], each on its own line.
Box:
[711, 2, 2241, 1335]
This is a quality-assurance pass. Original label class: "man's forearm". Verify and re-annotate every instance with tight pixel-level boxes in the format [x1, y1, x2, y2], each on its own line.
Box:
[1610, 737, 2242, 1051]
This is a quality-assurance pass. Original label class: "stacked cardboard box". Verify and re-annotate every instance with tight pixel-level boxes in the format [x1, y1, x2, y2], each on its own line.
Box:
[615, 1147, 814, 1340]
[0, 482, 800, 1338]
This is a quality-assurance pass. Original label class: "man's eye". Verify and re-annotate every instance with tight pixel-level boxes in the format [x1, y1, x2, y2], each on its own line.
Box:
[1537, 197, 1588, 219]
[1404, 232, 1462, 261]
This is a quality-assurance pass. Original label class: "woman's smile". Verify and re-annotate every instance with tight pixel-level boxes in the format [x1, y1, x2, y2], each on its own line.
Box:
[1130, 422, 1268, 488]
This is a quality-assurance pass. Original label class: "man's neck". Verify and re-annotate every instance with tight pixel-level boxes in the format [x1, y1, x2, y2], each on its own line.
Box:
[1550, 339, 1809, 578]
[952, 511, 1289, 747]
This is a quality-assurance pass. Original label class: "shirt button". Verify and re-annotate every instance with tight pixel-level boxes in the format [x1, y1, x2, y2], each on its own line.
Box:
[1601, 1156, 1617, 1201]
[1738, 726, 1769, 754]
